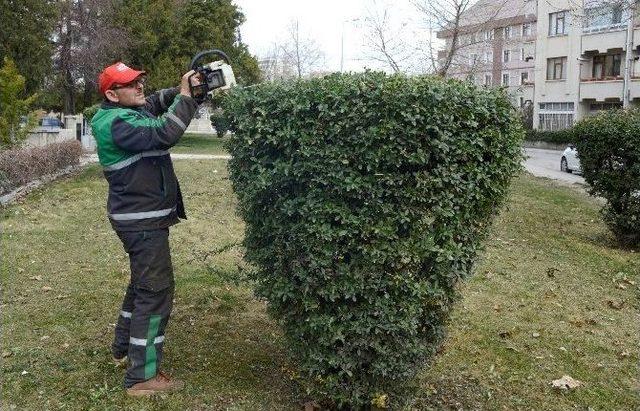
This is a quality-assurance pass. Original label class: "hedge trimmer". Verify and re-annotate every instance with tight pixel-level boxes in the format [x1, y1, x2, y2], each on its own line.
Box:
[188, 49, 237, 104]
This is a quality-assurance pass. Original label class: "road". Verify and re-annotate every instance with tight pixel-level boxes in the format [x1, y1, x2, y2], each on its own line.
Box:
[83, 149, 584, 186]
[523, 148, 585, 186]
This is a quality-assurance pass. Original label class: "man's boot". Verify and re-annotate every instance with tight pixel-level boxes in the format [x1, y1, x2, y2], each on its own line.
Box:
[126, 371, 184, 396]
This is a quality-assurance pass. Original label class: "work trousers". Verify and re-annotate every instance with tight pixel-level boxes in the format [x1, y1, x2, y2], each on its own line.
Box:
[111, 228, 174, 388]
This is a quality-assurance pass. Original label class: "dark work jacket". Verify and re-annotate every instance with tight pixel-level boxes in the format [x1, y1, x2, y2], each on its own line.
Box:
[90, 88, 198, 232]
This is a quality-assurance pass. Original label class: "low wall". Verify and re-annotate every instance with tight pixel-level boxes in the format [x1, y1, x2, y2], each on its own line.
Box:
[186, 116, 215, 135]
[25, 129, 76, 147]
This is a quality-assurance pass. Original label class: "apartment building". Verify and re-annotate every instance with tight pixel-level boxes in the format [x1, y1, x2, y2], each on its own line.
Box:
[439, 0, 640, 130]
[437, 0, 538, 108]
[535, 0, 640, 130]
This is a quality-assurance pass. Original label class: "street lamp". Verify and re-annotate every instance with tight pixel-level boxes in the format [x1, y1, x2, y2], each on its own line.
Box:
[341, 18, 360, 72]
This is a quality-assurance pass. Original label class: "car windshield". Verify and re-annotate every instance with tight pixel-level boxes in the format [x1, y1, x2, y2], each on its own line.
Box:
[41, 118, 61, 127]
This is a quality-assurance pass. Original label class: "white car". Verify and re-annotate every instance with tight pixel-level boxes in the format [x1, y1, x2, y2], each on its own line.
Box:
[561, 144, 581, 174]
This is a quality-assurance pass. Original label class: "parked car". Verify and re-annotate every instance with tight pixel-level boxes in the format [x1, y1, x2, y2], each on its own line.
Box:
[39, 117, 64, 129]
[561, 144, 581, 174]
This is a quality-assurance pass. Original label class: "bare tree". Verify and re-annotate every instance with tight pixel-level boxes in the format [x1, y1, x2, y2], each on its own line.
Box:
[75, 0, 131, 108]
[280, 20, 325, 79]
[412, 0, 510, 77]
[361, 1, 415, 73]
[260, 42, 297, 81]
[52, 0, 130, 113]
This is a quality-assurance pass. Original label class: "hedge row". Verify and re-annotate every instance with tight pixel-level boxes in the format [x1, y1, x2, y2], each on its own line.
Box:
[574, 109, 640, 247]
[0, 140, 82, 195]
[224, 72, 524, 408]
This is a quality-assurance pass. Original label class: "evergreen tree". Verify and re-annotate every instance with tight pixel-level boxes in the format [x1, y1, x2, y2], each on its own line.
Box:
[0, 0, 58, 94]
[0, 58, 37, 147]
[114, 0, 260, 91]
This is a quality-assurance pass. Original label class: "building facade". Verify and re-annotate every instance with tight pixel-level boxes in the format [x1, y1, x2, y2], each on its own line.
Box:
[437, 0, 538, 108]
[534, 0, 640, 131]
[439, 0, 640, 130]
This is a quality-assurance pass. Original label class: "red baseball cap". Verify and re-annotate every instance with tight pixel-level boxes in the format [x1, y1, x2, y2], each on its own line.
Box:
[98, 62, 146, 95]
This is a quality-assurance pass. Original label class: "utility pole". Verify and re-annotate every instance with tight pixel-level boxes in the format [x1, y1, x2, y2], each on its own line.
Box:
[623, 0, 635, 108]
[341, 25, 345, 72]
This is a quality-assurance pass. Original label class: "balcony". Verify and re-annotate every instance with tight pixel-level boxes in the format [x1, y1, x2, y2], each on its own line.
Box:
[582, 27, 626, 54]
[579, 78, 623, 101]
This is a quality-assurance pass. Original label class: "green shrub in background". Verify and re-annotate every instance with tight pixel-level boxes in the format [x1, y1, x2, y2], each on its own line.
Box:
[574, 109, 640, 247]
[224, 72, 524, 408]
[0, 57, 37, 147]
[82, 103, 100, 123]
[525, 128, 575, 144]
[210, 109, 232, 138]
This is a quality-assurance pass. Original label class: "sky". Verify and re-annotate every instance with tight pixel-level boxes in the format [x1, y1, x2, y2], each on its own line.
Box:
[233, 0, 432, 73]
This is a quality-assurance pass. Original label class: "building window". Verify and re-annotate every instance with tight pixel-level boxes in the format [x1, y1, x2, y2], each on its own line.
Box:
[549, 11, 568, 36]
[502, 73, 510, 86]
[503, 50, 511, 62]
[522, 22, 532, 36]
[521, 71, 529, 84]
[504, 26, 512, 38]
[485, 74, 492, 86]
[469, 53, 480, 66]
[520, 48, 526, 61]
[547, 57, 567, 80]
[484, 30, 494, 40]
[539, 102, 574, 131]
[485, 51, 493, 63]
[584, 4, 626, 32]
[592, 53, 622, 79]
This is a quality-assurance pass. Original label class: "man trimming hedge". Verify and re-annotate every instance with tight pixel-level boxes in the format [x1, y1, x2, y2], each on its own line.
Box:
[91, 62, 201, 396]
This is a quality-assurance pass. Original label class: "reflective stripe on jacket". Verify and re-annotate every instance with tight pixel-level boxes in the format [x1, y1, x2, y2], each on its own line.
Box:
[91, 88, 198, 231]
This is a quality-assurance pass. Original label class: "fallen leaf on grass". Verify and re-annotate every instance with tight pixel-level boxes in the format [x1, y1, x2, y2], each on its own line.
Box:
[606, 300, 625, 310]
[532, 332, 541, 338]
[546, 267, 559, 278]
[29, 276, 42, 281]
[498, 330, 512, 339]
[41, 286, 53, 292]
[551, 375, 582, 390]
[20, 370, 29, 376]
[619, 350, 631, 359]
[40, 336, 50, 341]
[304, 401, 320, 411]
[2, 351, 12, 358]
[569, 317, 597, 327]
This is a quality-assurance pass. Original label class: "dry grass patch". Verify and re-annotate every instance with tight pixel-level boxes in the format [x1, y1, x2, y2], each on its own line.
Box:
[1, 163, 637, 410]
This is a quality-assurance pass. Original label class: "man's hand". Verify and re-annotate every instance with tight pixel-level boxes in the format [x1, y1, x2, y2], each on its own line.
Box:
[180, 70, 202, 98]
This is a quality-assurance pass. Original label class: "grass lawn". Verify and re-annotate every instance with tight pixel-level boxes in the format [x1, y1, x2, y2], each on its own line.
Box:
[1, 161, 638, 410]
[171, 133, 229, 155]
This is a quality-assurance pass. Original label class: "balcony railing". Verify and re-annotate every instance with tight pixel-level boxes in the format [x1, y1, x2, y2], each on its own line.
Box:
[580, 76, 623, 82]
[583, 23, 627, 34]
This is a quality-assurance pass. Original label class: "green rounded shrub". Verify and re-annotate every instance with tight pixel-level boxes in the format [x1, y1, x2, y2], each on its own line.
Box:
[574, 109, 640, 247]
[224, 72, 523, 407]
